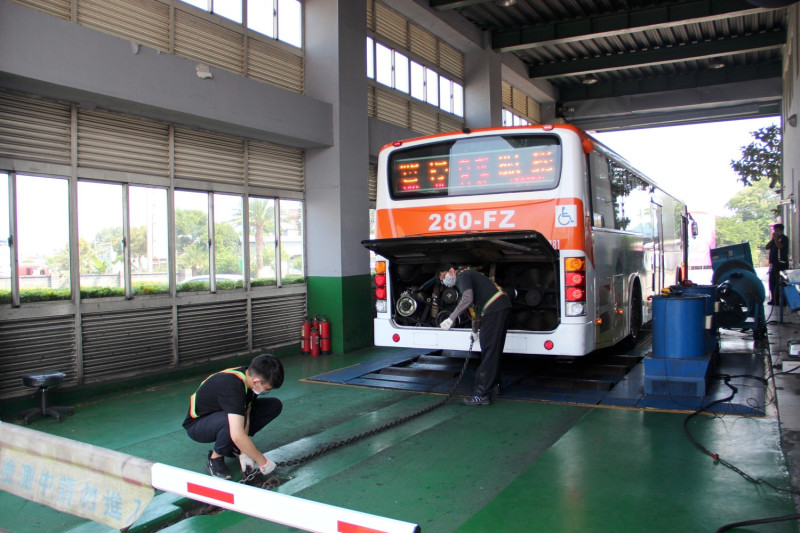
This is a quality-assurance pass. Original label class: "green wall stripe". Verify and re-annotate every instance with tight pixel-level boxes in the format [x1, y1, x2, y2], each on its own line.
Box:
[307, 274, 373, 353]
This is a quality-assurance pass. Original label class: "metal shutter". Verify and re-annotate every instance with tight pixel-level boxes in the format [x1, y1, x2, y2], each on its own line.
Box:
[0, 90, 72, 166]
[174, 126, 245, 185]
[410, 104, 438, 136]
[502, 81, 513, 109]
[174, 9, 244, 75]
[77, 109, 170, 176]
[247, 37, 304, 94]
[367, 85, 377, 117]
[368, 163, 377, 203]
[248, 140, 304, 193]
[177, 300, 249, 364]
[10, 0, 70, 20]
[81, 307, 173, 382]
[527, 96, 542, 123]
[512, 87, 528, 116]
[374, 1, 407, 49]
[375, 87, 410, 129]
[438, 40, 463, 80]
[251, 293, 305, 348]
[77, 0, 170, 53]
[0, 315, 76, 399]
[409, 24, 437, 66]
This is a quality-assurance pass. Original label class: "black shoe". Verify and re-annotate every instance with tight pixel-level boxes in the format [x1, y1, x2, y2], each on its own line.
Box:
[462, 395, 491, 406]
[206, 451, 232, 479]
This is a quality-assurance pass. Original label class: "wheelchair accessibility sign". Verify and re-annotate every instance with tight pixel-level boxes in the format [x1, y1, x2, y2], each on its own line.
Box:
[555, 205, 578, 228]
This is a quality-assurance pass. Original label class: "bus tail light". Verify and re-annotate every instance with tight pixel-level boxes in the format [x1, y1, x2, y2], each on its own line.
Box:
[565, 257, 586, 317]
[375, 261, 387, 313]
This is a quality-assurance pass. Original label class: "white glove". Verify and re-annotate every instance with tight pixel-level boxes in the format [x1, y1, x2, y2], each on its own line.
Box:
[239, 454, 258, 477]
[471, 332, 479, 343]
[440, 318, 453, 330]
[258, 457, 276, 475]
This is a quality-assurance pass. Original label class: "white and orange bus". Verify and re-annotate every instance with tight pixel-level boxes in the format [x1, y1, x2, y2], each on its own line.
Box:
[363, 125, 691, 356]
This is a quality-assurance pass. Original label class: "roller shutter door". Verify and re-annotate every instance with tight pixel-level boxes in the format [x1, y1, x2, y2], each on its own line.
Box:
[0, 91, 71, 166]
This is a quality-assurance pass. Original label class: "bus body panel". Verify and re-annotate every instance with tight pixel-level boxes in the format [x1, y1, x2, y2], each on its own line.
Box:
[365, 125, 688, 357]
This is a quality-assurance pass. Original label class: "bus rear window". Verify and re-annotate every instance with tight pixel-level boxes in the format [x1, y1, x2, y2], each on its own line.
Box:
[388, 134, 562, 198]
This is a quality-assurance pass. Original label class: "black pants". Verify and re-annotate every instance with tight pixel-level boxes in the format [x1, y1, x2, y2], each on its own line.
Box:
[185, 397, 282, 457]
[769, 267, 785, 305]
[474, 307, 510, 397]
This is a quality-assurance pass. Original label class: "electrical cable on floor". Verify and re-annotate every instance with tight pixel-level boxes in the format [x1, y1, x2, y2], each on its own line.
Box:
[714, 513, 800, 533]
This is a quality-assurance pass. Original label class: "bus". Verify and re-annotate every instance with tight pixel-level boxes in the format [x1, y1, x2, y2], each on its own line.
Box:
[362, 124, 691, 356]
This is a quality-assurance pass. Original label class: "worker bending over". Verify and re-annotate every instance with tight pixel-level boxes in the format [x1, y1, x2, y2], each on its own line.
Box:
[437, 264, 511, 406]
[183, 353, 284, 479]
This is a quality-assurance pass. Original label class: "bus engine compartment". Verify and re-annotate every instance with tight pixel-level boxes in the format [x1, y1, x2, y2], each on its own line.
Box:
[363, 230, 562, 332]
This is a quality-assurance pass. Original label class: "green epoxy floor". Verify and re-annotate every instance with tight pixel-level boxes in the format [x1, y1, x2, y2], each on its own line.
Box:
[1, 339, 797, 533]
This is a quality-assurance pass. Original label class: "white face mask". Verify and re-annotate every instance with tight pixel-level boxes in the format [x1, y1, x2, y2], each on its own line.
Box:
[442, 273, 456, 287]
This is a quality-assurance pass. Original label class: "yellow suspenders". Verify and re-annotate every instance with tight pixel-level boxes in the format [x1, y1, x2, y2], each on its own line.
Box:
[188, 368, 247, 419]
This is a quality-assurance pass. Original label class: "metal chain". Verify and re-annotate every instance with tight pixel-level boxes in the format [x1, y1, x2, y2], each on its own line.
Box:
[272, 338, 475, 470]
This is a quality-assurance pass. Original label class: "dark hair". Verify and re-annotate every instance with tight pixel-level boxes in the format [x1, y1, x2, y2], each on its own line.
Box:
[774, 223, 785, 231]
[248, 353, 284, 389]
[436, 263, 455, 276]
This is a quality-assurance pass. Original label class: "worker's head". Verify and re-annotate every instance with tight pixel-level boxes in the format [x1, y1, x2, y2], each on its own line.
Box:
[247, 353, 284, 394]
[436, 263, 457, 287]
[774, 223, 785, 233]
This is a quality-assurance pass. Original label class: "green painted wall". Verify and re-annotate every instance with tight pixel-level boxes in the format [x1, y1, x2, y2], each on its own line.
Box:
[307, 274, 373, 353]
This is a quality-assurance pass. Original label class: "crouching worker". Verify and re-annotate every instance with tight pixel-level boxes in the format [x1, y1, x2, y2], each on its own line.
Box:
[183, 353, 284, 479]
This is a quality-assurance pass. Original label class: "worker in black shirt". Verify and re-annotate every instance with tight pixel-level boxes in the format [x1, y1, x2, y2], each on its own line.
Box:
[437, 264, 511, 406]
[766, 223, 790, 305]
[183, 353, 284, 479]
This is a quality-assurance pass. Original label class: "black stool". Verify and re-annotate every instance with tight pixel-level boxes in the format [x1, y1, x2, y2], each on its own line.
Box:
[18, 371, 74, 425]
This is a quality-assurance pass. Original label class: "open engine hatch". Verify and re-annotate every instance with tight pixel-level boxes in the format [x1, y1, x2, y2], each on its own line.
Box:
[361, 230, 558, 265]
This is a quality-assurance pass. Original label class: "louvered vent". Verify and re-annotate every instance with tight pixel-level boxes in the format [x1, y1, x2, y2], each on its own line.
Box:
[174, 126, 246, 185]
[248, 140, 304, 192]
[0, 90, 71, 165]
[78, 109, 170, 176]
[174, 10, 244, 75]
[77, 0, 170, 52]
[81, 307, 173, 382]
[0, 315, 76, 399]
[178, 300, 249, 364]
[10, 0, 70, 20]
[247, 38, 304, 94]
[411, 105, 438, 136]
[251, 293, 306, 348]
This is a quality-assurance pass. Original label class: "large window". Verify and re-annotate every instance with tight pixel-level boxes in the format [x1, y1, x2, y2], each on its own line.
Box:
[175, 190, 211, 291]
[213, 193, 245, 287]
[8, 175, 71, 302]
[279, 199, 303, 284]
[367, 37, 464, 118]
[248, 197, 277, 285]
[129, 186, 169, 295]
[181, 0, 302, 48]
[78, 181, 124, 296]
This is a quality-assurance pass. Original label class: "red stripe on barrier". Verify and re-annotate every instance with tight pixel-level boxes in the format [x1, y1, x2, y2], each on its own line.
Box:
[187, 482, 235, 504]
[337, 521, 388, 533]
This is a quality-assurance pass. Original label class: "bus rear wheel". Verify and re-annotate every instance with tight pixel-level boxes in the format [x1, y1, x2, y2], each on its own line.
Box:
[626, 285, 643, 349]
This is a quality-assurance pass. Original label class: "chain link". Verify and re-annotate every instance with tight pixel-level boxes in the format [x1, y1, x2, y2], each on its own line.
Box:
[274, 339, 475, 469]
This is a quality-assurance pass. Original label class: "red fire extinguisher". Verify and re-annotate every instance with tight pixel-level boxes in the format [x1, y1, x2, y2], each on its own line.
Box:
[318, 315, 331, 355]
[300, 316, 312, 355]
[310, 326, 321, 357]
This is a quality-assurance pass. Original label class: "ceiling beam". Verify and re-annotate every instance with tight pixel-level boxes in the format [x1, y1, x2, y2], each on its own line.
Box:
[558, 61, 782, 101]
[493, 0, 766, 52]
[528, 30, 785, 78]
[430, 0, 492, 9]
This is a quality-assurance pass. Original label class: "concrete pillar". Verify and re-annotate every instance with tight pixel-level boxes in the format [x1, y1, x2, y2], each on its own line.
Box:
[463, 36, 503, 130]
[304, 0, 372, 353]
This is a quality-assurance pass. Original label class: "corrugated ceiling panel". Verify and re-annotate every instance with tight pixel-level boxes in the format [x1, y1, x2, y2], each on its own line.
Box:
[81, 307, 173, 382]
[174, 126, 245, 185]
[11, 0, 70, 20]
[375, 87, 410, 129]
[177, 300, 249, 364]
[0, 315, 76, 399]
[251, 293, 305, 348]
[78, 109, 170, 176]
[0, 90, 72, 165]
[175, 10, 244, 75]
[77, 0, 170, 52]
[247, 140, 304, 193]
[247, 38, 304, 94]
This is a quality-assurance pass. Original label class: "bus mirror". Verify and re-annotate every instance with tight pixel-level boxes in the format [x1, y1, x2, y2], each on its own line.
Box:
[691, 220, 698, 239]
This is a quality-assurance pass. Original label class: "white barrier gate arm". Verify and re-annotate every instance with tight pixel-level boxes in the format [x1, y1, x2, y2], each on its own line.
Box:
[0, 422, 420, 533]
[151, 463, 419, 533]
